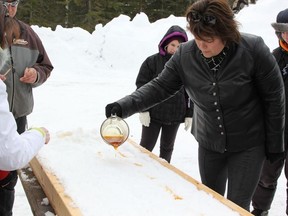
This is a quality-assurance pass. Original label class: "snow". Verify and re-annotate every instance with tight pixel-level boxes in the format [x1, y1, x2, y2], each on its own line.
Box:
[13, 0, 287, 215]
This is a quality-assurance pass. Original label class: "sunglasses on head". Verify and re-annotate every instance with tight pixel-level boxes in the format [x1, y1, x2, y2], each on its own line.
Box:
[2, 0, 19, 8]
[188, 11, 216, 25]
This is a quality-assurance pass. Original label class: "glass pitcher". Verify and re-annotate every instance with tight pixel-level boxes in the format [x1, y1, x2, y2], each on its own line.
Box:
[100, 115, 129, 149]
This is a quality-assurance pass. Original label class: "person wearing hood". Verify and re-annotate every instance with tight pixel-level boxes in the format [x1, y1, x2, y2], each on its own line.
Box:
[251, 8, 288, 216]
[135, 25, 193, 163]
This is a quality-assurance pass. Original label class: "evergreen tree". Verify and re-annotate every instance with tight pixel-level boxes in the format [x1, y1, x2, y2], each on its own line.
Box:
[15, 0, 240, 33]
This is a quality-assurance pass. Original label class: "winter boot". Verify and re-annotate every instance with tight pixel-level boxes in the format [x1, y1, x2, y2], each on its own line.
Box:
[251, 209, 269, 216]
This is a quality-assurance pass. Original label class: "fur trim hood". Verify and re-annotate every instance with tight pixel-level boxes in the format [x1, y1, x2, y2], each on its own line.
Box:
[158, 25, 188, 56]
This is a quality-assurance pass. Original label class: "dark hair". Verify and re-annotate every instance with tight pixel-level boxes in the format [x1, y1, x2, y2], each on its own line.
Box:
[185, 0, 241, 44]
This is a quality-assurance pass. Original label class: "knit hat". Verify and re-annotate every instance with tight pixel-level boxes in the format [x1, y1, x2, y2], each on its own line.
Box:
[271, 8, 288, 32]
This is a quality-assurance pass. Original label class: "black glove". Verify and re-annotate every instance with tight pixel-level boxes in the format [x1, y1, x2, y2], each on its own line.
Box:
[266, 152, 285, 164]
[105, 102, 122, 118]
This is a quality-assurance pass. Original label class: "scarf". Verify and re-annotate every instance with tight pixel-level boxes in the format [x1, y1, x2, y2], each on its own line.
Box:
[280, 40, 288, 52]
[201, 46, 229, 73]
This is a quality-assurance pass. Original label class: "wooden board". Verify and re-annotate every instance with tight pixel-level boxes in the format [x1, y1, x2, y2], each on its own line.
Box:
[29, 157, 82, 216]
[29, 137, 253, 216]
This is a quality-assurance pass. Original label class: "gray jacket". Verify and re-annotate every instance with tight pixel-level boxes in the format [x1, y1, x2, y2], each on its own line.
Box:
[2, 19, 53, 119]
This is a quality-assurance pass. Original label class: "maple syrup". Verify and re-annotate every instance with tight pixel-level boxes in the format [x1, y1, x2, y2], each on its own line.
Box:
[102, 135, 124, 149]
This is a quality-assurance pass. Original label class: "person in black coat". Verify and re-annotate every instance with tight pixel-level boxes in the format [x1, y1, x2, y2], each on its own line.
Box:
[136, 25, 193, 163]
[251, 8, 288, 216]
[105, 0, 285, 211]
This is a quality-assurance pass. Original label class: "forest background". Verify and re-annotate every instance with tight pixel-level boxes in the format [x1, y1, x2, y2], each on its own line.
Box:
[16, 0, 256, 33]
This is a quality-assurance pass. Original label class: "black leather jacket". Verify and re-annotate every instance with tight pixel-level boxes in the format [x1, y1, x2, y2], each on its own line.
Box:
[117, 33, 285, 153]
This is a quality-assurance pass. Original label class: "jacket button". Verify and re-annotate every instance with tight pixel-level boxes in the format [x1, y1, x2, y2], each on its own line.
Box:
[214, 102, 218, 105]
[219, 124, 222, 128]
[216, 109, 219, 112]
[213, 92, 217, 96]
[217, 116, 221, 120]
[221, 132, 224, 135]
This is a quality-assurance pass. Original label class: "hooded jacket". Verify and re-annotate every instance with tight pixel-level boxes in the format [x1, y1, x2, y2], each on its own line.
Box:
[1, 18, 53, 119]
[117, 33, 285, 154]
[135, 25, 192, 124]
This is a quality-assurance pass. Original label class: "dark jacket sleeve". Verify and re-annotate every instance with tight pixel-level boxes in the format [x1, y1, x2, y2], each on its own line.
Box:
[117, 54, 184, 119]
[253, 37, 285, 153]
[136, 57, 155, 89]
[272, 47, 288, 147]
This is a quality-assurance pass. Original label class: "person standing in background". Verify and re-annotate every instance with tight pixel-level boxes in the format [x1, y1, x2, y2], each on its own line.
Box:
[0, 0, 53, 134]
[251, 8, 288, 216]
[0, 1, 53, 215]
[105, 0, 285, 211]
[136, 25, 193, 163]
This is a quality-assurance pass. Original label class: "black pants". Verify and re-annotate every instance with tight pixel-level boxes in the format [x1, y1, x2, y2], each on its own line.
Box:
[15, 116, 27, 134]
[252, 151, 288, 214]
[0, 171, 18, 216]
[198, 145, 265, 211]
[139, 121, 180, 163]
[0, 116, 27, 216]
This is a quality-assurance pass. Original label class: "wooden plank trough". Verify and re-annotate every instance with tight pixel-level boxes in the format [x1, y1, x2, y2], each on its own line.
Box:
[21, 134, 253, 216]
